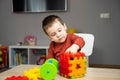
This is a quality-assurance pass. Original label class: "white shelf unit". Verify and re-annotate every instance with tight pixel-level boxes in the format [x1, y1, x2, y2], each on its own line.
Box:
[9, 45, 48, 68]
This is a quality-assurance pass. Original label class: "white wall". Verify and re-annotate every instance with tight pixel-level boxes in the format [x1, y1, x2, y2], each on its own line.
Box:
[0, 0, 120, 65]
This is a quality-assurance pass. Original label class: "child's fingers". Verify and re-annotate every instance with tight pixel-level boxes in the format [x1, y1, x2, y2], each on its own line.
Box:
[65, 48, 70, 53]
[66, 48, 77, 54]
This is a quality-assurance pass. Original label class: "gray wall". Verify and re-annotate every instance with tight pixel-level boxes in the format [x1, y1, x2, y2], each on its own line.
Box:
[0, 0, 120, 65]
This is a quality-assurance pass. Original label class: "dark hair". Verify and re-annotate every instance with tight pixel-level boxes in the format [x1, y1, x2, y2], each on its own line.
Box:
[42, 15, 64, 34]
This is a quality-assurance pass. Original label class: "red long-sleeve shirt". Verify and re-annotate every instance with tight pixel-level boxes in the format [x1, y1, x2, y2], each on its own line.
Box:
[47, 33, 85, 59]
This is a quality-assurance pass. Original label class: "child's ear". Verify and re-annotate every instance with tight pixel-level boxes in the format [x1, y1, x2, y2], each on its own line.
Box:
[63, 23, 67, 30]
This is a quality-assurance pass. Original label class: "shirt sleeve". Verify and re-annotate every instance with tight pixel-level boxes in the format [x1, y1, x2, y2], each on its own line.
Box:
[46, 42, 55, 59]
[70, 34, 85, 49]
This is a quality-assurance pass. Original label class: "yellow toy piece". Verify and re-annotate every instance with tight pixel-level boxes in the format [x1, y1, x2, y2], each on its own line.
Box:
[67, 27, 76, 33]
[24, 67, 42, 80]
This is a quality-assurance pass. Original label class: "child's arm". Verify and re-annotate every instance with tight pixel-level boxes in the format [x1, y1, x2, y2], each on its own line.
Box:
[66, 44, 79, 53]
[46, 43, 54, 59]
[65, 34, 85, 54]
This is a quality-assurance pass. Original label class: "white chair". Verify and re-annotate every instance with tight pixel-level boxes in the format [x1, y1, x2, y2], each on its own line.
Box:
[75, 33, 95, 66]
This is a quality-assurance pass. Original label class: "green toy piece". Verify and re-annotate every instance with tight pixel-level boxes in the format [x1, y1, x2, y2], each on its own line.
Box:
[0, 50, 2, 62]
[0, 58, 2, 62]
[45, 58, 58, 69]
[0, 50, 2, 55]
[40, 58, 58, 80]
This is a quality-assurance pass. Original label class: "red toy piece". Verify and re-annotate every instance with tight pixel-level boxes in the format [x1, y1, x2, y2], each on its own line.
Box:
[5, 76, 28, 80]
[59, 52, 87, 79]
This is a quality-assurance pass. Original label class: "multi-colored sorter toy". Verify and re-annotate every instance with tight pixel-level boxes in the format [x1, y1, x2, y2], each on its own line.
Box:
[59, 52, 87, 79]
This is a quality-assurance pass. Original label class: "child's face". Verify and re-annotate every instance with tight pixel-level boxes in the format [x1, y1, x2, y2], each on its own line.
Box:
[46, 20, 67, 43]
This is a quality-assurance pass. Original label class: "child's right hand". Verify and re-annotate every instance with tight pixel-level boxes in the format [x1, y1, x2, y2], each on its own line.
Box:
[65, 44, 79, 54]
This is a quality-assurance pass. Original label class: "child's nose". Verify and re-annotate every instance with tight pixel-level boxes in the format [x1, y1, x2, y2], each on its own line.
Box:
[56, 32, 60, 38]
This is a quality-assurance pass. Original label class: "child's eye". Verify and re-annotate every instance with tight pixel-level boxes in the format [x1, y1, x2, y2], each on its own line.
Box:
[58, 29, 62, 32]
[51, 33, 56, 37]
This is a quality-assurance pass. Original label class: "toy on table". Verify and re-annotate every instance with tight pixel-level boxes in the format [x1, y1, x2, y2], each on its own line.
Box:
[24, 67, 42, 80]
[5, 52, 86, 80]
[5, 58, 58, 80]
[5, 76, 28, 80]
[23, 58, 58, 80]
[59, 52, 87, 79]
[24, 34, 37, 46]
[40, 58, 58, 80]
[5, 67, 41, 80]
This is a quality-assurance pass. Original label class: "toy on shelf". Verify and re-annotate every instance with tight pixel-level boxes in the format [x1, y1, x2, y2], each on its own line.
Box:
[59, 52, 87, 79]
[40, 58, 58, 80]
[24, 34, 37, 46]
[67, 27, 76, 33]
[0, 50, 2, 62]
[0, 46, 8, 68]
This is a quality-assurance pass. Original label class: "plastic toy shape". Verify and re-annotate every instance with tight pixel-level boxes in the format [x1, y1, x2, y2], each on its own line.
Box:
[59, 52, 87, 79]
[0, 50, 2, 62]
[24, 34, 37, 45]
[5, 76, 28, 80]
[24, 67, 42, 80]
[40, 58, 58, 80]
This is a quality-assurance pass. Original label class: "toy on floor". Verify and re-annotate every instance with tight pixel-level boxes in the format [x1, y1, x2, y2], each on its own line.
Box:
[59, 52, 87, 79]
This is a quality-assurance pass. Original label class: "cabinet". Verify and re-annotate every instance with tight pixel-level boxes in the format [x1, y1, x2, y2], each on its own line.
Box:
[9, 45, 48, 68]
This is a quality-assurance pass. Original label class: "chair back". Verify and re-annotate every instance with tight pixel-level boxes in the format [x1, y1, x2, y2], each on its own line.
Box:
[75, 33, 94, 56]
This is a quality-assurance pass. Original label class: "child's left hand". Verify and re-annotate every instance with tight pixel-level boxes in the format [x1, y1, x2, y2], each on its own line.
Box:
[66, 44, 79, 54]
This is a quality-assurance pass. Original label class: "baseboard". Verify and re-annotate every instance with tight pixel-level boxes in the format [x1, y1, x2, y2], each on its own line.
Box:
[89, 64, 120, 69]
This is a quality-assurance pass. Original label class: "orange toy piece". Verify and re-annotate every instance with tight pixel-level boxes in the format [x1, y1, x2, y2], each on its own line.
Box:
[59, 52, 87, 79]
